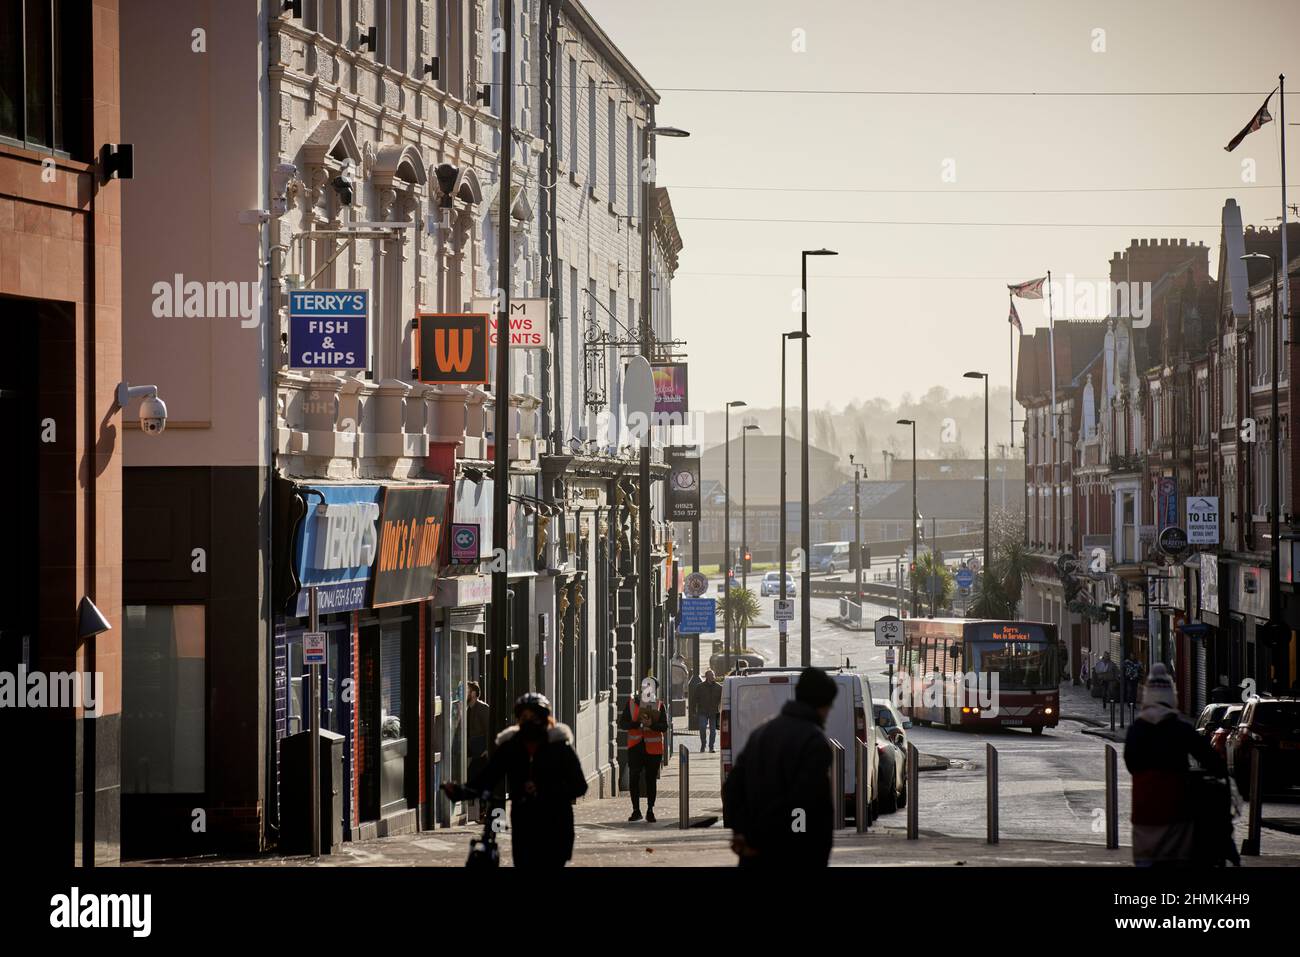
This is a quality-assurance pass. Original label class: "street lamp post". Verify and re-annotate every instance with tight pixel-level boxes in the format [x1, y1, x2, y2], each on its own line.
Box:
[780, 330, 807, 667]
[637, 119, 690, 683]
[897, 419, 918, 616]
[965, 371, 991, 580]
[801, 248, 837, 666]
[742, 422, 759, 653]
[724, 400, 746, 674]
[850, 454, 866, 608]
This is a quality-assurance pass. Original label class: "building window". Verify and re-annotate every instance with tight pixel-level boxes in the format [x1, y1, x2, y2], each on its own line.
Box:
[375, 0, 407, 72]
[123, 605, 206, 794]
[607, 96, 617, 207]
[626, 115, 636, 219]
[586, 76, 596, 186]
[567, 55, 577, 172]
[0, 0, 85, 157]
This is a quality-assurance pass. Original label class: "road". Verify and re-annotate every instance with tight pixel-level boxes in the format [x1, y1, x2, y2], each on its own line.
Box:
[681, 591, 1300, 852]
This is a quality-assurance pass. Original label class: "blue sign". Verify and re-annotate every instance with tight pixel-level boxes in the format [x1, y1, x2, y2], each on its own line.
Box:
[289, 289, 368, 370]
[292, 484, 384, 617]
[955, 568, 974, 589]
[679, 597, 717, 635]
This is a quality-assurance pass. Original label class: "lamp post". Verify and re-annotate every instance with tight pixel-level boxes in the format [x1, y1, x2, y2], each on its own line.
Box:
[742, 422, 759, 655]
[637, 119, 690, 683]
[801, 248, 837, 666]
[964, 371, 991, 580]
[724, 400, 746, 674]
[897, 419, 918, 616]
[1242, 252, 1282, 666]
[780, 330, 807, 667]
[850, 454, 866, 608]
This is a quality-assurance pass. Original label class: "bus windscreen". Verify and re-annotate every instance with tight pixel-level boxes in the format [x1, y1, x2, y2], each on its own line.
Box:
[966, 623, 1057, 691]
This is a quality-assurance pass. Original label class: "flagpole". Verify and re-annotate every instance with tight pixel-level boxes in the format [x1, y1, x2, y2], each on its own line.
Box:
[1281, 74, 1290, 323]
[1009, 293, 1015, 449]
[1046, 269, 1057, 438]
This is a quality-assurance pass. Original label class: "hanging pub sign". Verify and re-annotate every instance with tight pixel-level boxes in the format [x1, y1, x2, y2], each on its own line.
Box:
[371, 485, 449, 607]
[652, 363, 689, 415]
[665, 446, 701, 521]
[288, 289, 368, 370]
[471, 297, 549, 349]
[415, 312, 490, 384]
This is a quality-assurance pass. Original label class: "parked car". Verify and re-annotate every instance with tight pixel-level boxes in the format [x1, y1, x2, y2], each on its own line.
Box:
[720, 667, 880, 822]
[1227, 697, 1300, 798]
[874, 724, 907, 813]
[1208, 704, 1244, 763]
[1194, 702, 1236, 739]
[759, 571, 797, 597]
[708, 639, 766, 676]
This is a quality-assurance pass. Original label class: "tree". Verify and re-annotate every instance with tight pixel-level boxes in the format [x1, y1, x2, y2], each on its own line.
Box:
[970, 507, 1029, 618]
[718, 585, 760, 634]
[915, 549, 954, 615]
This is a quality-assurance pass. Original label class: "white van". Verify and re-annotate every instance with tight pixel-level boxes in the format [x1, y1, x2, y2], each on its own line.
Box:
[720, 668, 879, 821]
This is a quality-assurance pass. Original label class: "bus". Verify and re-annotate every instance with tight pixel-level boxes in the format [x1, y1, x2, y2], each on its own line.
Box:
[897, 618, 1060, 734]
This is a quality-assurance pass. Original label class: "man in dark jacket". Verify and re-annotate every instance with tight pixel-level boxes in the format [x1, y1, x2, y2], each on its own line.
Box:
[723, 667, 836, 867]
[465, 681, 491, 821]
[444, 692, 588, 867]
[693, 669, 722, 752]
[618, 677, 669, 822]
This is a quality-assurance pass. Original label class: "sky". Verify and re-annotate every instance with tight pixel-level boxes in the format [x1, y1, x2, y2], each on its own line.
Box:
[582, 0, 1300, 415]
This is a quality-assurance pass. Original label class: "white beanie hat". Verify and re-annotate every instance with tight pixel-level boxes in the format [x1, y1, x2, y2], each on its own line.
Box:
[1140, 662, 1178, 709]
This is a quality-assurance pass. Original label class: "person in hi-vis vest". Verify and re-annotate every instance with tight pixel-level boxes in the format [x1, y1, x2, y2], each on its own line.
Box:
[618, 677, 669, 822]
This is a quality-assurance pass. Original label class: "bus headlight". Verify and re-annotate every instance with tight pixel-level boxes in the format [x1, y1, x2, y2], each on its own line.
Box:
[1044, 707, 1054, 715]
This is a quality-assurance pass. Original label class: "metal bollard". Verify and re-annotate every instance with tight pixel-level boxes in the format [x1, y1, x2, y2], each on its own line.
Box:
[906, 741, 919, 840]
[986, 743, 998, 845]
[1242, 748, 1263, 856]
[829, 738, 845, 829]
[856, 738, 868, 833]
[678, 744, 689, 830]
[1104, 744, 1119, 849]
[1109, 698, 1116, 731]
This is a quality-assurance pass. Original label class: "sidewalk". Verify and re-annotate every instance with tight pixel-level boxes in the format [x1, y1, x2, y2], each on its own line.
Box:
[138, 721, 1300, 867]
[1060, 677, 1134, 742]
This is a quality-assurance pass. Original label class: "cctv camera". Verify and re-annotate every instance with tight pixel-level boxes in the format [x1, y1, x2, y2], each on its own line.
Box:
[139, 394, 168, 435]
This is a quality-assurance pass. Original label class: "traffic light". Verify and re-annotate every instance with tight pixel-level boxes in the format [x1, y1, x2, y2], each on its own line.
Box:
[860, 544, 871, 569]
[743, 549, 752, 574]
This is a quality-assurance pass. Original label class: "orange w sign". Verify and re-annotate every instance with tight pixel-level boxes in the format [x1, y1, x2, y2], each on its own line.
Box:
[415, 313, 490, 384]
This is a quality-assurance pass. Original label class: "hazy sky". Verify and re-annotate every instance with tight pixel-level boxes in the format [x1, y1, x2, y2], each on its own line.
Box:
[583, 0, 1300, 414]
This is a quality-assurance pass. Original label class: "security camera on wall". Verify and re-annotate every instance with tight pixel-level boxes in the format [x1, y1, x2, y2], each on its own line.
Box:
[116, 382, 168, 435]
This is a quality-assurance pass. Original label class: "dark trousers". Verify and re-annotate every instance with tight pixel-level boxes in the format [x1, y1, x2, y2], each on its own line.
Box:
[698, 713, 717, 750]
[628, 745, 660, 810]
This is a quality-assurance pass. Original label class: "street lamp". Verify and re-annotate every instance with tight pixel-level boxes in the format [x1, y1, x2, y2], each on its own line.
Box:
[849, 454, 867, 607]
[724, 400, 747, 674]
[637, 119, 690, 681]
[897, 419, 918, 616]
[1242, 252, 1282, 660]
[964, 371, 991, 583]
[780, 330, 807, 667]
[801, 248, 837, 666]
[742, 422, 759, 655]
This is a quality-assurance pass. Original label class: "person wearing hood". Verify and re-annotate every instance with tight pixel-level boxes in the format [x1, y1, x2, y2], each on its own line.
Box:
[618, 676, 669, 822]
[723, 667, 837, 867]
[1124, 663, 1229, 867]
[442, 692, 588, 867]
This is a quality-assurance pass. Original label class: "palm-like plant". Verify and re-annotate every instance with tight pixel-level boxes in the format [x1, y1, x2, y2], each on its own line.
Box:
[718, 585, 761, 633]
[915, 549, 955, 615]
[970, 508, 1029, 618]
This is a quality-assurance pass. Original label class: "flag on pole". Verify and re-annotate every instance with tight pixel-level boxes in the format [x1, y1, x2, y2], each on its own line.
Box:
[1008, 276, 1046, 300]
[1008, 298, 1023, 333]
[1224, 91, 1275, 152]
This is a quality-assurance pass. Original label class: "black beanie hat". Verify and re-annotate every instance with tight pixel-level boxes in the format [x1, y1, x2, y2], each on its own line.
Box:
[795, 668, 838, 708]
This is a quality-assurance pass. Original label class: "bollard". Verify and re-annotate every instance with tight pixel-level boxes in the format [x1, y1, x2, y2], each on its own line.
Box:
[986, 743, 998, 844]
[678, 744, 689, 830]
[1104, 744, 1119, 849]
[906, 741, 919, 840]
[1109, 698, 1115, 731]
[856, 738, 868, 833]
[1242, 748, 1263, 856]
[829, 738, 845, 829]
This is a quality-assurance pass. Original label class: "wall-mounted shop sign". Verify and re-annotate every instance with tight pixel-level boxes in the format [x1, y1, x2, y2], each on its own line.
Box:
[666, 446, 700, 521]
[415, 312, 490, 384]
[652, 363, 689, 414]
[450, 523, 481, 563]
[471, 297, 548, 349]
[288, 289, 368, 370]
[371, 485, 449, 607]
[292, 484, 385, 617]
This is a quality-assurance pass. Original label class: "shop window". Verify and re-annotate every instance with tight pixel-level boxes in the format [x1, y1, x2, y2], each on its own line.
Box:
[123, 605, 206, 794]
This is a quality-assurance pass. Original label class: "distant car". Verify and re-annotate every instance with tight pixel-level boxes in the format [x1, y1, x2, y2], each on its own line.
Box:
[810, 542, 851, 574]
[1227, 697, 1300, 798]
[759, 571, 797, 597]
[1209, 704, 1244, 763]
[1194, 703, 1236, 739]
[708, 639, 766, 676]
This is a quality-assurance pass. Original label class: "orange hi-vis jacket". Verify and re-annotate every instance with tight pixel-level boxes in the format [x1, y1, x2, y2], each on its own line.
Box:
[626, 697, 664, 755]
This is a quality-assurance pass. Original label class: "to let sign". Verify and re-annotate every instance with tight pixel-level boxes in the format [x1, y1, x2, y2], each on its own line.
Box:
[1186, 496, 1219, 545]
[289, 289, 368, 370]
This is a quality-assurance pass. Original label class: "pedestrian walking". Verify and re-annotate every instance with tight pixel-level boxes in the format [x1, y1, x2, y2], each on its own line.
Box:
[1094, 652, 1117, 704]
[1079, 656, 1090, 690]
[441, 692, 587, 868]
[723, 667, 837, 868]
[1123, 653, 1142, 706]
[686, 668, 703, 733]
[465, 681, 490, 822]
[1057, 639, 1070, 684]
[694, 669, 722, 752]
[1124, 664, 1234, 867]
[618, 677, 668, 822]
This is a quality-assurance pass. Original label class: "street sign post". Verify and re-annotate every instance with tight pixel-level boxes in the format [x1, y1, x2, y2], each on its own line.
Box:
[875, 615, 904, 647]
[303, 631, 327, 665]
[955, 568, 974, 590]
[773, 598, 794, 621]
[684, 571, 709, 598]
[679, 597, 717, 634]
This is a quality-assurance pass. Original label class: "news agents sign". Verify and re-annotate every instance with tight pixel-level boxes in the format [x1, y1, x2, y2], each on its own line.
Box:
[288, 289, 368, 370]
[471, 297, 548, 349]
[1187, 496, 1219, 545]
